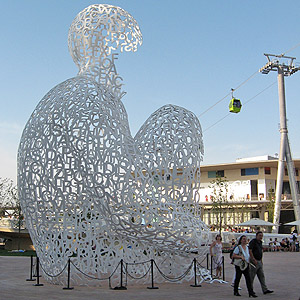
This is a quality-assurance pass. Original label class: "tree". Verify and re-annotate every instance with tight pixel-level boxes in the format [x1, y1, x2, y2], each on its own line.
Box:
[266, 187, 275, 223]
[0, 178, 18, 207]
[209, 176, 230, 233]
[0, 177, 24, 250]
[0, 177, 24, 230]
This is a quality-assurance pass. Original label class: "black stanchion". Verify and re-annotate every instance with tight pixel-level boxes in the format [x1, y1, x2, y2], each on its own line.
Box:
[222, 256, 225, 281]
[63, 258, 74, 290]
[34, 257, 44, 286]
[210, 255, 213, 276]
[113, 259, 127, 290]
[206, 253, 209, 270]
[125, 262, 128, 287]
[190, 258, 201, 287]
[147, 259, 159, 289]
[33, 256, 41, 278]
[26, 255, 36, 282]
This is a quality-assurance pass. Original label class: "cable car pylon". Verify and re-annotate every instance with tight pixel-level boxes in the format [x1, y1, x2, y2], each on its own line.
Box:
[259, 53, 300, 233]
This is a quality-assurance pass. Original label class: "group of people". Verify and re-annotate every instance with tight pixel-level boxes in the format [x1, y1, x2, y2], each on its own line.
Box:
[210, 232, 274, 297]
[269, 231, 298, 252]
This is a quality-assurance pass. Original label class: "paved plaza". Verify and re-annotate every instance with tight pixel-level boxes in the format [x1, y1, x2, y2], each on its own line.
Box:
[0, 252, 299, 300]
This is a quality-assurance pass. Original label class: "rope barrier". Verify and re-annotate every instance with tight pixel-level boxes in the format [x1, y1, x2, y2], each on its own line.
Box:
[70, 260, 114, 281]
[124, 263, 151, 280]
[153, 260, 193, 283]
[27, 254, 227, 289]
[39, 260, 68, 278]
[125, 259, 152, 265]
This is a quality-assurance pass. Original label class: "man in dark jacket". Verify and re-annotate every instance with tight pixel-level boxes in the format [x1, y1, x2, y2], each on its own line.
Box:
[249, 231, 273, 295]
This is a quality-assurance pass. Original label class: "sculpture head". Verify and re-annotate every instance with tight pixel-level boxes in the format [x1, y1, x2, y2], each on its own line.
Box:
[68, 4, 143, 74]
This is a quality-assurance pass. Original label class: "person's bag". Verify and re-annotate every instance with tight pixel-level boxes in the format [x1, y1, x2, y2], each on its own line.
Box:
[230, 244, 237, 259]
[233, 245, 248, 271]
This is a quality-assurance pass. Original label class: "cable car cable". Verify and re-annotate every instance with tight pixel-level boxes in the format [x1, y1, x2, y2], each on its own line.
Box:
[198, 70, 259, 117]
[203, 113, 230, 133]
[281, 42, 300, 56]
[243, 81, 276, 106]
[203, 81, 276, 133]
[198, 92, 231, 117]
[198, 42, 300, 118]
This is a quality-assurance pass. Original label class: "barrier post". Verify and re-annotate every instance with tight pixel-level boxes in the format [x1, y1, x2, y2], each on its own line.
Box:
[125, 262, 128, 287]
[63, 258, 74, 290]
[147, 259, 159, 289]
[210, 255, 213, 276]
[190, 258, 201, 287]
[34, 257, 44, 286]
[206, 253, 209, 270]
[33, 256, 41, 278]
[222, 256, 225, 281]
[113, 259, 127, 290]
[26, 255, 36, 281]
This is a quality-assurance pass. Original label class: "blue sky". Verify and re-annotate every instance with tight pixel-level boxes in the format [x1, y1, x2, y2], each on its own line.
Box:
[1, 0, 300, 182]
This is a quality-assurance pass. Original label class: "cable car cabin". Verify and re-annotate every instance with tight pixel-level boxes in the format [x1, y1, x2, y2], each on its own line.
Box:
[229, 98, 242, 113]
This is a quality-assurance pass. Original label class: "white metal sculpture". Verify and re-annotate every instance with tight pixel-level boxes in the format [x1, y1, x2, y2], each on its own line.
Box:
[18, 4, 210, 285]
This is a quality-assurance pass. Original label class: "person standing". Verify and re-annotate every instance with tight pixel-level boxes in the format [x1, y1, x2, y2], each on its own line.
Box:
[232, 235, 257, 297]
[290, 230, 297, 252]
[249, 231, 273, 295]
[210, 234, 223, 278]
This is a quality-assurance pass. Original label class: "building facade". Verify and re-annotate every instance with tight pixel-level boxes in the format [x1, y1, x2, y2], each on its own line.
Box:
[199, 155, 300, 233]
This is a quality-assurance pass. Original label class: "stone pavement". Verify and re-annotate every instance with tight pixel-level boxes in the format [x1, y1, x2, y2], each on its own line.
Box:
[0, 252, 299, 300]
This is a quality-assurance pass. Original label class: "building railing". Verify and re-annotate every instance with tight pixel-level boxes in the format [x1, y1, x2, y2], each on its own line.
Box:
[200, 193, 300, 204]
[0, 218, 26, 229]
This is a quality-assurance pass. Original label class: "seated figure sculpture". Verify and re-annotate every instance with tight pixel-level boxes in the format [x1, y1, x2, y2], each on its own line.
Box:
[18, 4, 210, 285]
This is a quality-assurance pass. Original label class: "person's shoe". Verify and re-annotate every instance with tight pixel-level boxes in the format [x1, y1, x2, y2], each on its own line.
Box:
[249, 293, 258, 298]
[263, 290, 274, 294]
[234, 292, 241, 296]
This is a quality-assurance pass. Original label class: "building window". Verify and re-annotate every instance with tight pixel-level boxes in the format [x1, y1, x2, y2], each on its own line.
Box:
[241, 168, 259, 176]
[208, 170, 224, 178]
[282, 181, 291, 194]
[264, 167, 271, 175]
[285, 168, 299, 176]
[217, 170, 224, 177]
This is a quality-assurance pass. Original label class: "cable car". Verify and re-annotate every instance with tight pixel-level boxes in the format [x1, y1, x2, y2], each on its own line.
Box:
[229, 98, 242, 113]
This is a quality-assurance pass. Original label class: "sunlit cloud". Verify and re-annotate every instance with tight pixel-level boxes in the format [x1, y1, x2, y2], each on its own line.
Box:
[0, 122, 23, 136]
[0, 122, 22, 183]
[0, 146, 17, 183]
